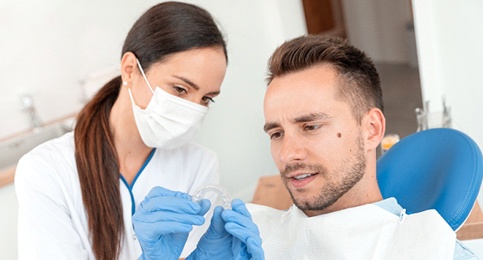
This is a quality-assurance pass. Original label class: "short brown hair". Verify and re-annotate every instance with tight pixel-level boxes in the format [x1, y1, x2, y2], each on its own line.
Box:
[267, 35, 383, 123]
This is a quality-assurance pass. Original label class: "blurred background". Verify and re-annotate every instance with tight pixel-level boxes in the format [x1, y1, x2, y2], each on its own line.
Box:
[1, 0, 483, 258]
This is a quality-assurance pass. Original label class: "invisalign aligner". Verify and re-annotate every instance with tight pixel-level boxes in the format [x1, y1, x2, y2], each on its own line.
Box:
[192, 183, 232, 209]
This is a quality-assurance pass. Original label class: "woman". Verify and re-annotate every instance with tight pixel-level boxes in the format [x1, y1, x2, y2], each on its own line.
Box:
[15, 2, 227, 259]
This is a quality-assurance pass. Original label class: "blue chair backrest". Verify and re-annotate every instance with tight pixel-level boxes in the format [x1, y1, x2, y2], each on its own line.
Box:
[377, 128, 483, 230]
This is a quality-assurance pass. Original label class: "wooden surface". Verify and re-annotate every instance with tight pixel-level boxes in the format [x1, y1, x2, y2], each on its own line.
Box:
[251, 175, 483, 240]
[0, 166, 16, 188]
[251, 175, 292, 210]
[457, 202, 483, 240]
[301, 0, 346, 38]
[302, 0, 335, 33]
[0, 112, 77, 189]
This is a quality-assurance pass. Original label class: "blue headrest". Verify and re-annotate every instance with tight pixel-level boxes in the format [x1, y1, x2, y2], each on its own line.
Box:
[377, 128, 483, 230]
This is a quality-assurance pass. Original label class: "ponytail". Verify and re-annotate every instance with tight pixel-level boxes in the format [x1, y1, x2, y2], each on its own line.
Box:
[74, 76, 123, 260]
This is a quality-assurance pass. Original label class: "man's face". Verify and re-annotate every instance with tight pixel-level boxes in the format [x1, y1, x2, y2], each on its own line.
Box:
[263, 64, 368, 216]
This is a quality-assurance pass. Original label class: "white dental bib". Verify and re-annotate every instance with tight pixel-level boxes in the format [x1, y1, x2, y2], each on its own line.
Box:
[247, 202, 455, 259]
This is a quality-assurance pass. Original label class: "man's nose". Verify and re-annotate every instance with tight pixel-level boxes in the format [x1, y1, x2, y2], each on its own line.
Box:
[278, 133, 307, 164]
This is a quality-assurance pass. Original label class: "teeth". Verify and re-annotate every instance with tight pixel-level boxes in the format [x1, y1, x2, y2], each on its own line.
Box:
[294, 173, 313, 180]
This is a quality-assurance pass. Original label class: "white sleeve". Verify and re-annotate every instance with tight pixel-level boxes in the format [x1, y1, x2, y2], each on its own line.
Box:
[15, 152, 92, 259]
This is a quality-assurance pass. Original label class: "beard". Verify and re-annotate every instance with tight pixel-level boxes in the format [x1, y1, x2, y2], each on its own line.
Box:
[281, 134, 367, 212]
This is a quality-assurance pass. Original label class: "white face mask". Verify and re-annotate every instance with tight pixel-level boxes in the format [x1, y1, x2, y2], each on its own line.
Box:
[128, 59, 208, 149]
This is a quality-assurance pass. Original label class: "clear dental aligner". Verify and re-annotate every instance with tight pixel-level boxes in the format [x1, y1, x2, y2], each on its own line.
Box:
[192, 183, 232, 209]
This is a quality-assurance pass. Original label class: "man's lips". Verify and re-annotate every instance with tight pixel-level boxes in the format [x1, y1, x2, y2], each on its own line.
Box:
[285, 172, 319, 179]
[285, 172, 319, 188]
[293, 173, 316, 180]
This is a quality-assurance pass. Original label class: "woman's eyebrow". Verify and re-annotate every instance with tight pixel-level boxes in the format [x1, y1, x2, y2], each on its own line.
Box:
[172, 75, 199, 90]
[172, 75, 220, 96]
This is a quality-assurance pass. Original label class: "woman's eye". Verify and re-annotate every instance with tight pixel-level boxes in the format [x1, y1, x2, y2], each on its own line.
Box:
[173, 86, 187, 96]
[202, 96, 215, 106]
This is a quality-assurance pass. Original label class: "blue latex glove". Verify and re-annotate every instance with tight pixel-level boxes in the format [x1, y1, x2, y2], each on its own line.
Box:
[223, 199, 265, 260]
[187, 199, 264, 260]
[186, 205, 231, 259]
[132, 186, 210, 260]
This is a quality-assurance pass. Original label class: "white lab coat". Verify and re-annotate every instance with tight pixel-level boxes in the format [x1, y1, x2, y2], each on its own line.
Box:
[15, 132, 219, 259]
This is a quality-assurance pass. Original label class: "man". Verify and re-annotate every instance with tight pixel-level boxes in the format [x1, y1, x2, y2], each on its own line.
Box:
[130, 34, 477, 259]
[245, 35, 477, 259]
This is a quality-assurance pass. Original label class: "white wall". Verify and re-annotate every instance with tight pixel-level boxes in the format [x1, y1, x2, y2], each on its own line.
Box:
[0, 1, 148, 139]
[0, 0, 305, 196]
[0, 1, 306, 257]
[412, 0, 483, 203]
[412, 0, 483, 253]
[0, 184, 17, 260]
[188, 0, 307, 199]
[341, 0, 413, 64]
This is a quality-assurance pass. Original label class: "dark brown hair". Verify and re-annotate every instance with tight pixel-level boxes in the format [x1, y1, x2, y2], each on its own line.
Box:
[74, 2, 227, 259]
[267, 35, 382, 123]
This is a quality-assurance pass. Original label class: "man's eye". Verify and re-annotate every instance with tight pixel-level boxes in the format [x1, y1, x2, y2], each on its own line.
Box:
[269, 131, 283, 140]
[304, 124, 321, 131]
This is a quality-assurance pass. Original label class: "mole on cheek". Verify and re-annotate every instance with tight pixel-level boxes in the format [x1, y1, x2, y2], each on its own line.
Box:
[337, 133, 342, 138]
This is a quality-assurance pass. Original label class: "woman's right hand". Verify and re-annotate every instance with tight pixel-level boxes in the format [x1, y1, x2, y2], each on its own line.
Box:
[132, 186, 210, 260]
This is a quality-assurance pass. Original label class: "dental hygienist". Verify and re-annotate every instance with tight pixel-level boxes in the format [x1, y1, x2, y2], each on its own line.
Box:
[15, 2, 228, 259]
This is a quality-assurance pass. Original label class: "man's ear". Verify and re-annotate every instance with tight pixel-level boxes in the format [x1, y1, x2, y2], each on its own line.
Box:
[120, 52, 138, 84]
[363, 108, 386, 151]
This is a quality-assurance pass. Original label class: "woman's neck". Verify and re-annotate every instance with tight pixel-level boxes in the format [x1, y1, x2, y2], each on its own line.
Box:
[110, 87, 153, 184]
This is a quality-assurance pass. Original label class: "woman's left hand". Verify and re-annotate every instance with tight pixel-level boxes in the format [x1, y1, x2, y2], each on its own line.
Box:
[187, 199, 264, 260]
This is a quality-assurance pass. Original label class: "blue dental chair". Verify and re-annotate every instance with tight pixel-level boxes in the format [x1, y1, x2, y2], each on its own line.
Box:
[377, 128, 483, 231]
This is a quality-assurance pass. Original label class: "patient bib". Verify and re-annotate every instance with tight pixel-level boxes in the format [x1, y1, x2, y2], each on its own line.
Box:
[247, 203, 455, 259]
